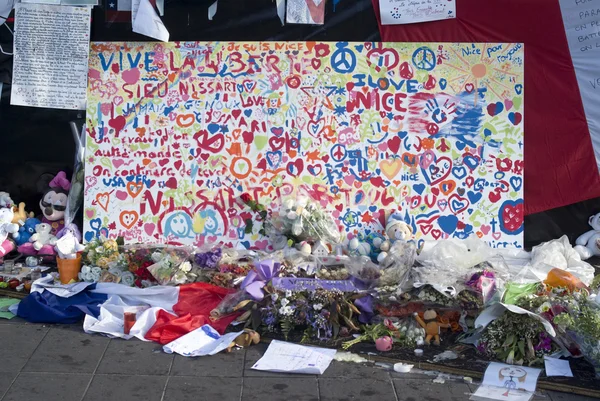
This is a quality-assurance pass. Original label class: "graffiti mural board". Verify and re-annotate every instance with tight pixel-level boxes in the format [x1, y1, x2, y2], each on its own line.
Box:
[85, 42, 524, 249]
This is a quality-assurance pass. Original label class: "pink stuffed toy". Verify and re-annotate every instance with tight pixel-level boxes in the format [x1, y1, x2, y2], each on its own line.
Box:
[0, 208, 18, 259]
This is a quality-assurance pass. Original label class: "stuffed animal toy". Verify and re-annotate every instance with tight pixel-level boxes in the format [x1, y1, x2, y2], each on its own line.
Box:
[574, 213, 600, 260]
[12, 217, 41, 246]
[226, 329, 260, 352]
[298, 241, 312, 255]
[413, 309, 450, 346]
[40, 171, 70, 235]
[11, 203, 35, 225]
[0, 208, 18, 258]
[348, 235, 371, 257]
[377, 213, 413, 263]
[27, 223, 57, 255]
[0, 192, 13, 208]
[55, 231, 85, 259]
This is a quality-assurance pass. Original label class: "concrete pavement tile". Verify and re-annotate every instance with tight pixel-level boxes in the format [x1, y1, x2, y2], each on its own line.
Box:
[243, 377, 319, 401]
[23, 328, 108, 373]
[170, 348, 244, 377]
[393, 378, 472, 401]
[319, 378, 396, 401]
[321, 360, 390, 381]
[244, 343, 316, 378]
[0, 324, 47, 372]
[546, 390, 598, 401]
[96, 338, 173, 375]
[0, 372, 19, 399]
[83, 375, 167, 401]
[2, 372, 90, 401]
[165, 376, 242, 401]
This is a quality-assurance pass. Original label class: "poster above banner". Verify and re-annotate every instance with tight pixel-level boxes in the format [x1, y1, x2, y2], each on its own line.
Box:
[85, 41, 524, 249]
[559, 0, 600, 173]
[379, 0, 456, 25]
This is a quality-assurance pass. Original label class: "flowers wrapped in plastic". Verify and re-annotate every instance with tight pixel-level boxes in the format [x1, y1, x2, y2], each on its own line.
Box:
[268, 196, 341, 246]
[378, 240, 416, 288]
[84, 236, 122, 269]
[210, 290, 254, 320]
[146, 246, 194, 286]
[347, 256, 382, 289]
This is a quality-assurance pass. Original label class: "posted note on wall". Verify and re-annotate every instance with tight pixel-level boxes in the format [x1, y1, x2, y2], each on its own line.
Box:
[379, 0, 455, 25]
[11, 3, 91, 110]
[559, 0, 600, 172]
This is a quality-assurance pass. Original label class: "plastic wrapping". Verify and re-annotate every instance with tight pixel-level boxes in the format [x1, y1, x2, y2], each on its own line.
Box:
[348, 256, 382, 288]
[146, 246, 194, 286]
[58, 124, 86, 240]
[530, 235, 595, 285]
[378, 241, 416, 288]
[210, 290, 252, 320]
[193, 246, 223, 269]
[267, 196, 341, 245]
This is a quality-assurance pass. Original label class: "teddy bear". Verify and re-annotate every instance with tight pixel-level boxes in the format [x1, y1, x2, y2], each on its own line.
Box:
[12, 217, 41, 246]
[413, 309, 450, 346]
[20, 223, 57, 256]
[0, 208, 18, 258]
[377, 213, 413, 263]
[574, 213, 600, 260]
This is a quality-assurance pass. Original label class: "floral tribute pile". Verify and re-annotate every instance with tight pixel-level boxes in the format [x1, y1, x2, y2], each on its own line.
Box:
[73, 195, 600, 374]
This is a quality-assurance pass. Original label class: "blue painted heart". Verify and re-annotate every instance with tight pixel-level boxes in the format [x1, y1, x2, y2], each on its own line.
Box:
[515, 84, 523, 95]
[456, 141, 466, 151]
[467, 191, 482, 204]
[241, 241, 251, 249]
[368, 205, 377, 212]
[207, 123, 220, 134]
[508, 112, 522, 125]
[509, 176, 523, 191]
[438, 215, 459, 234]
[244, 109, 252, 117]
[236, 84, 244, 93]
[451, 166, 467, 180]
[354, 45, 364, 52]
[463, 155, 479, 171]
[266, 151, 282, 168]
[413, 183, 426, 195]
[439, 78, 447, 90]
[84, 231, 95, 242]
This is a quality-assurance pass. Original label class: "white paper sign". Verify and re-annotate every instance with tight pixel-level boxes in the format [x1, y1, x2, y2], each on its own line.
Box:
[11, 4, 91, 110]
[559, 0, 600, 172]
[251, 340, 336, 374]
[471, 363, 542, 401]
[380, 0, 455, 25]
[163, 325, 244, 357]
[544, 356, 574, 377]
[132, 0, 168, 42]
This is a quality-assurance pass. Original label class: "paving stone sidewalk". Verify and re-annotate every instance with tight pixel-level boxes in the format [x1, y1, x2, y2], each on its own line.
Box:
[0, 318, 596, 401]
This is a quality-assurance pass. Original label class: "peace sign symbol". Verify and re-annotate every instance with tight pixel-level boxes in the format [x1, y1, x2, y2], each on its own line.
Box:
[331, 144, 347, 162]
[412, 47, 436, 71]
[331, 43, 357, 74]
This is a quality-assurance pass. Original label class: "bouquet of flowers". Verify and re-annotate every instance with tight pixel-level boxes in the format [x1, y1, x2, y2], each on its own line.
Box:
[84, 236, 122, 269]
[146, 246, 194, 286]
[121, 245, 158, 288]
[268, 196, 341, 245]
[209, 262, 253, 288]
[478, 311, 558, 366]
[194, 247, 222, 269]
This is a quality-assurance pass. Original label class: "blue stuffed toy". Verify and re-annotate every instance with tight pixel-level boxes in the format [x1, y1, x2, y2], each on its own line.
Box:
[13, 217, 41, 246]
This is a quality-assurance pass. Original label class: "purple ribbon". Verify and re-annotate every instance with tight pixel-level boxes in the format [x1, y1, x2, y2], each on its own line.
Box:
[272, 277, 359, 292]
[241, 259, 281, 300]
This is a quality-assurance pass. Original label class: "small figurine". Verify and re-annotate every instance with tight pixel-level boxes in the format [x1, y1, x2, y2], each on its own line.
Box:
[226, 329, 260, 352]
[413, 310, 450, 346]
[375, 336, 393, 352]
[574, 213, 600, 260]
[311, 240, 330, 257]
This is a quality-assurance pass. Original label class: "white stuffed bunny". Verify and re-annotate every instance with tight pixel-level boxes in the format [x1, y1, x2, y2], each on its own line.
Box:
[574, 213, 600, 260]
[0, 208, 18, 257]
[0, 192, 13, 208]
[30, 223, 57, 251]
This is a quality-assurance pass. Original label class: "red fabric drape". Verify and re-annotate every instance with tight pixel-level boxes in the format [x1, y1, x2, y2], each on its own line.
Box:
[145, 282, 241, 345]
[372, 0, 600, 215]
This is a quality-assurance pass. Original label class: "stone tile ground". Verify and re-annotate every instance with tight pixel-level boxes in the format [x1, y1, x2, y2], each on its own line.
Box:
[0, 319, 597, 401]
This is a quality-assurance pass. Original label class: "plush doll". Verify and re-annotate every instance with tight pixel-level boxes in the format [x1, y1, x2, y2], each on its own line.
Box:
[12, 217, 41, 246]
[413, 309, 450, 346]
[377, 213, 413, 263]
[226, 329, 260, 352]
[0, 192, 13, 208]
[40, 171, 70, 236]
[298, 241, 312, 255]
[28, 223, 57, 255]
[0, 208, 18, 258]
[574, 213, 600, 260]
[348, 234, 371, 257]
[11, 203, 35, 225]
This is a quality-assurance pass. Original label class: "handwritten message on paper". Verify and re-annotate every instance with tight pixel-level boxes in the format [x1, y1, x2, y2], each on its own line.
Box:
[85, 42, 524, 249]
[559, 0, 600, 171]
[11, 4, 91, 110]
[380, 0, 456, 25]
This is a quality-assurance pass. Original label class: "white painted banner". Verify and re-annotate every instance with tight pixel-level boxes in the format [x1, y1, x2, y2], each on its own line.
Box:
[379, 0, 455, 25]
[560, 0, 600, 171]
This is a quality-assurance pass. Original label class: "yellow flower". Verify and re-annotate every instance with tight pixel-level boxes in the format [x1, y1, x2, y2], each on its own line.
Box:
[96, 257, 110, 269]
[104, 240, 118, 252]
